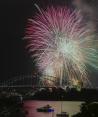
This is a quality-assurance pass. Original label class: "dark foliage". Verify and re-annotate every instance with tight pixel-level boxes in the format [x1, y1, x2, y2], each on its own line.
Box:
[72, 102, 98, 117]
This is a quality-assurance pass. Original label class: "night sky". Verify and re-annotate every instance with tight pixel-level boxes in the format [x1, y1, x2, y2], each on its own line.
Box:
[1, 0, 98, 87]
[2, 0, 34, 80]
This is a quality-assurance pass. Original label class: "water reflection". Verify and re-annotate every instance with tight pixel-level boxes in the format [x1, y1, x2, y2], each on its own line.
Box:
[24, 101, 83, 117]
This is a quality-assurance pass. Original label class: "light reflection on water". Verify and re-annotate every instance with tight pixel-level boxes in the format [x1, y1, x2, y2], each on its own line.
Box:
[24, 101, 83, 117]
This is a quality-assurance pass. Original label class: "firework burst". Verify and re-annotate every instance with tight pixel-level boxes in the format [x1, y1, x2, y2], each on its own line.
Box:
[25, 5, 98, 88]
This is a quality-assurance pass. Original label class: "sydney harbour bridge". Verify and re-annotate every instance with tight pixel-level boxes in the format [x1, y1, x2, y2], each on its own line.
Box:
[0, 75, 42, 88]
[0, 74, 94, 89]
[0, 74, 65, 88]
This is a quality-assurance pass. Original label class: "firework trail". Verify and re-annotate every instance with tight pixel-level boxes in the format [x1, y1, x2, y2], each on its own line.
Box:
[25, 5, 98, 88]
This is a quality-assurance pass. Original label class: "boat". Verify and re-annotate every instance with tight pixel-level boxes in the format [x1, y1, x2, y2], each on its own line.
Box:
[56, 112, 69, 117]
[37, 104, 54, 112]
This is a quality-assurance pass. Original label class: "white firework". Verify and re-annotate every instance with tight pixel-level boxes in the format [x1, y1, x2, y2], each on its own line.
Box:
[25, 6, 98, 88]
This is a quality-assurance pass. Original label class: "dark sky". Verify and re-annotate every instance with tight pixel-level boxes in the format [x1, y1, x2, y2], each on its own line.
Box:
[2, 0, 34, 80]
[1, 0, 98, 88]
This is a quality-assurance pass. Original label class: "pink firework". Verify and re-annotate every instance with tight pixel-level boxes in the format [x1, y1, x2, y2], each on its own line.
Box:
[25, 6, 97, 87]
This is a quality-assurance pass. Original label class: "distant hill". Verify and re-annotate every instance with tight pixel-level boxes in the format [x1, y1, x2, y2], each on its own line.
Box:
[31, 88, 98, 101]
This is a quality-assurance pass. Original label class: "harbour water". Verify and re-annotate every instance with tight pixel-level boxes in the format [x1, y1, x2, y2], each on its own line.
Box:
[24, 101, 83, 117]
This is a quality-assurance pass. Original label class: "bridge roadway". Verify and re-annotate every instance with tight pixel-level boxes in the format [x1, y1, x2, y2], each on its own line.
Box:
[0, 85, 58, 88]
